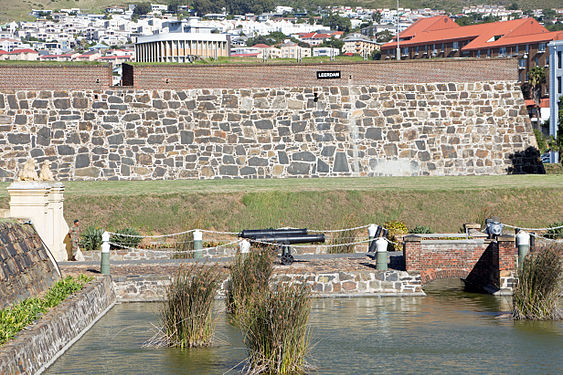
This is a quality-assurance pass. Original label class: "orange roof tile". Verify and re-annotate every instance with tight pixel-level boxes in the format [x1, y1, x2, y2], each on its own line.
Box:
[252, 44, 272, 48]
[381, 16, 559, 51]
[399, 15, 459, 39]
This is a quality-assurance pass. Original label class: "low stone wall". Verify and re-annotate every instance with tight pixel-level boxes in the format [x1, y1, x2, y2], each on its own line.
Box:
[82, 243, 370, 261]
[0, 277, 116, 375]
[112, 269, 424, 302]
[0, 220, 59, 309]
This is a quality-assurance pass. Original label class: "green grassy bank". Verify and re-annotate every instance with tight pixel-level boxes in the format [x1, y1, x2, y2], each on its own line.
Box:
[0, 175, 561, 234]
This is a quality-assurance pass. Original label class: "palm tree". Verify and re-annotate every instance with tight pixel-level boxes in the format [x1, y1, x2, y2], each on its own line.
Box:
[529, 66, 546, 129]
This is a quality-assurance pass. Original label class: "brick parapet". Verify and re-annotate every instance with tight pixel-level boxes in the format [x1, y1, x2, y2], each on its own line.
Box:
[125, 58, 518, 90]
[0, 64, 112, 90]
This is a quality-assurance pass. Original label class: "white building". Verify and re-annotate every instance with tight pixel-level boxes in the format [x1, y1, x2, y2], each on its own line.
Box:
[135, 19, 229, 62]
[313, 47, 340, 57]
[548, 40, 562, 163]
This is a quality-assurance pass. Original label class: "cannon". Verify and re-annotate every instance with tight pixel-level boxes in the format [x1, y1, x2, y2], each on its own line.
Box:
[239, 228, 325, 265]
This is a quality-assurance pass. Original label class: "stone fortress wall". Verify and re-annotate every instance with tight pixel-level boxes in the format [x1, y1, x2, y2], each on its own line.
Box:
[0, 59, 539, 181]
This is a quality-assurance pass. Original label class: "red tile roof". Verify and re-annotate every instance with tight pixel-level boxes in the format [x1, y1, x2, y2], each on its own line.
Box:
[252, 44, 272, 48]
[0, 50, 7, 55]
[8, 48, 38, 54]
[382, 16, 562, 51]
[399, 15, 458, 39]
[525, 98, 549, 108]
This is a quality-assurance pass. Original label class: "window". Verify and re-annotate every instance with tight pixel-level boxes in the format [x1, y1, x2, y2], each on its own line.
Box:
[402, 47, 408, 55]
[499, 47, 506, 57]
[535, 56, 539, 66]
[518, 59, 526, 68]
[477, 50, 481, 58]
[559, 51, 562, 69]
[415, 46, 419, 54]
[559, 77, 562, 94]
[487, 49, 491, 58]
[538, 43, 546, 52]
[424, 45, 428, 53]
[515, 45, 519, 55]
[441, 43, 445, 51]
[452, 41, 459, 50]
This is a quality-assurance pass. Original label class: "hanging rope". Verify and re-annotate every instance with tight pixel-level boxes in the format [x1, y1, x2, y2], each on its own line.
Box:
[501, 223, 563, 231]
[107, 239, 242, 254]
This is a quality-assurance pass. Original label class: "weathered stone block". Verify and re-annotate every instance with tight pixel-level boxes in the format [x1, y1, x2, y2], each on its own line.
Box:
[333, 152, 349, 173]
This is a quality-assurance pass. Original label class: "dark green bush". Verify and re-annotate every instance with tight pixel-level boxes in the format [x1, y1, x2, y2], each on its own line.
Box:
[545, 222, 563, 240]
[409, 225, 433, 234]
[110, 228, 142, 249]
[80, 226, 103, 251]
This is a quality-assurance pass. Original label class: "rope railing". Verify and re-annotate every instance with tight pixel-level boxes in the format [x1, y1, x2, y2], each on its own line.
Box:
[108, 239, 242, 254]
[501, 223, 563, 231]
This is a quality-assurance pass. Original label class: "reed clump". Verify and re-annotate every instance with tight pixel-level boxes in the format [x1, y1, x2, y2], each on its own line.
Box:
[512, 244, 563, 320]
[159, 264, 220, 348]
[227, 247, 273, 323]
[241, 284, 312, 375]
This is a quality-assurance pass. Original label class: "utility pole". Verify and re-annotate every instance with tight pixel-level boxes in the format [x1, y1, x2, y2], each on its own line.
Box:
[396, 0, 400, 60]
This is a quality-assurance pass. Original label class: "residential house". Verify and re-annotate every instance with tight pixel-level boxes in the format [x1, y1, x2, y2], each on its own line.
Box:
[280, 42, 311, 59]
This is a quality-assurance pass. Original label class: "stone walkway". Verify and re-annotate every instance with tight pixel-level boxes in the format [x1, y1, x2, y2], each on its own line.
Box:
[59, 253, 404, 278]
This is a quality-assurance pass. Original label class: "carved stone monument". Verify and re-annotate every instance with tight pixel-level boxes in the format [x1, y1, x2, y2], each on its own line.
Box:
[8, 159, 70, 262]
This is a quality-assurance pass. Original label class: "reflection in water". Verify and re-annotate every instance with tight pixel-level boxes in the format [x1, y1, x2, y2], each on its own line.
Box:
[46, 290, 562, 375]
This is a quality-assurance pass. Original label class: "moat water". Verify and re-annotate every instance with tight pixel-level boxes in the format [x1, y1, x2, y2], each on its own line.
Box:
[47, 281, 563, 374]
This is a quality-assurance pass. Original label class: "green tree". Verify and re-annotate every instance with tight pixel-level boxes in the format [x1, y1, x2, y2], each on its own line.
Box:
[322, 14, 351, 32]
[507, 3, 519, 10]
[133, 3, 152, 17]
[372, 11, 382, 23]
[192, 0, 225, 15]
[529, 66, 546, 128]
[376, 30, 393, 43]
[319, 36, 344, 51]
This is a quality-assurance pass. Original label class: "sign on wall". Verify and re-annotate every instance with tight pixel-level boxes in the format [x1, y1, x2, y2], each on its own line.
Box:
[316, 71, 341, 79]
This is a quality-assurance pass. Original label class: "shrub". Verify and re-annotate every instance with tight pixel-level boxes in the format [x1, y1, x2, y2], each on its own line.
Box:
[159, 265, 220, 348]
[328, 214, 360, 254]
[80, 226, 103, 251]
[512, 244, 562, 320]
[409, 225, 433, 234]
[545, 221, 563, 240]
[242, 283, 311, 375]
[227, 247, 273, 324]
[384, 220, 408, 251]
[0, 275, 92, 345]
[110, 228, 142, 249]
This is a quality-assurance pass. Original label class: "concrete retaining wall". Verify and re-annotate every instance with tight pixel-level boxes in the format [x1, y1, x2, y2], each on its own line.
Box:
[0, 277, 116, 375]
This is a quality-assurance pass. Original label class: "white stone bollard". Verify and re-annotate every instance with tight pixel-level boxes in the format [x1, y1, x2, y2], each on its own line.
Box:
[516, 230, 530, 270]
[193, 230, 203, 258]
[375, 237, 388, 271]
[239, 239, 251, 254]
[101, 231, 110, 275]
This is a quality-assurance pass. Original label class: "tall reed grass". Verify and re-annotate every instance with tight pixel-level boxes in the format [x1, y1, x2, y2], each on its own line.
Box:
[512, 244, 562, 320]
[159, 265, 220, 348]
[241, 284, 312, 375]
[226, 247, 273, 323]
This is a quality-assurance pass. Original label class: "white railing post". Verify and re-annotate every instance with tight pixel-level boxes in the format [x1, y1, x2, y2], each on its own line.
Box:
[101, 231, 110, 275]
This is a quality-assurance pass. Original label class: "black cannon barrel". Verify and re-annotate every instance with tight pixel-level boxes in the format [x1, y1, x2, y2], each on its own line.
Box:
[240, 228, 308, 239]
[249, 234, 325, 244]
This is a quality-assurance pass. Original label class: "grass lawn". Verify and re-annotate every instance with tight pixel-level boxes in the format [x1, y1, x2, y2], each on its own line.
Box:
[0, 175, 561, 235]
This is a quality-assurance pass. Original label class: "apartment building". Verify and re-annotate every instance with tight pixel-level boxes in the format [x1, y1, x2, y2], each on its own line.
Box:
[342, 34, 380, 57]
[381, 16, 563, 93]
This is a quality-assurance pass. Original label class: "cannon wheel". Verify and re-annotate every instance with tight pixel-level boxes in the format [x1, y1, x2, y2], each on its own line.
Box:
[280, 253, 294, 265]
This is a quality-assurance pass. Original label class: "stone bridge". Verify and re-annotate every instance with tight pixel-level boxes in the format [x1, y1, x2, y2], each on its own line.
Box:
[403, 234, 517, 294]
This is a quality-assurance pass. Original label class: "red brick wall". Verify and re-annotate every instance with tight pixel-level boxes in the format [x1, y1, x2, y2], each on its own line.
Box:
[0, 64, 113, 90]
[126, 58, 519, 90]
[403, 237, 517, 286]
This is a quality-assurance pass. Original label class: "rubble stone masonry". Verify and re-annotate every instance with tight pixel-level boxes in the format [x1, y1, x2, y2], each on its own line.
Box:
[0, 79, 538, 181]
